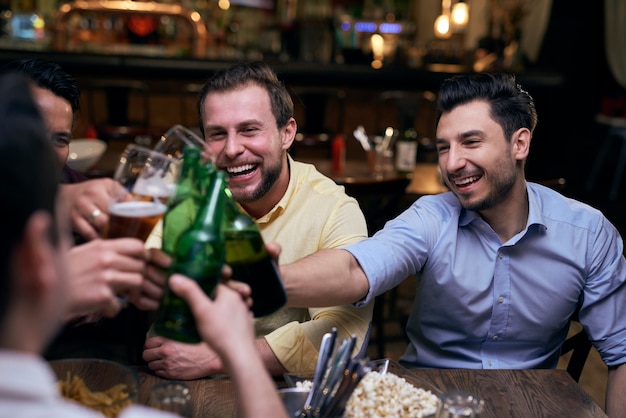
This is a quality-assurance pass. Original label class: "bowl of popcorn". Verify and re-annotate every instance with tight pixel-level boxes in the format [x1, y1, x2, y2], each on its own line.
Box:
[284, 359, 440, 418]
[342, 371, 439, 418]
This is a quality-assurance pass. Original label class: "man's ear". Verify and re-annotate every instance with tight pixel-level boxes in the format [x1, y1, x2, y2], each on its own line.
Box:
[13, 211, 58, 299]
[512, 128, 531, 162]
[281, 118, 298, 151]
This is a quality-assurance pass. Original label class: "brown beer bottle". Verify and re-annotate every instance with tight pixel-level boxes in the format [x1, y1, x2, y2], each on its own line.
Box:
[223, 188, 286, 317]
[153, 168, 227, 343]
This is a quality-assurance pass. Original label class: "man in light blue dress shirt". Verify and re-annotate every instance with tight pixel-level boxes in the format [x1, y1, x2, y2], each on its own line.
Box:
[280, 73, 626, 417]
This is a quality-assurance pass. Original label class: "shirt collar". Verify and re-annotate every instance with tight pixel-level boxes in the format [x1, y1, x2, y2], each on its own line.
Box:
[458, 182, 547, 232]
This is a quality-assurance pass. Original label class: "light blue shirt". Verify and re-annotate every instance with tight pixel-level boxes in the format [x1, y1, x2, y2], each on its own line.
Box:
[348, 182, 626, 369]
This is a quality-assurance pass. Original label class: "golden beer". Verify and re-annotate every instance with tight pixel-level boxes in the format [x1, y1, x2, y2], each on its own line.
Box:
[104, 200, 167, 241]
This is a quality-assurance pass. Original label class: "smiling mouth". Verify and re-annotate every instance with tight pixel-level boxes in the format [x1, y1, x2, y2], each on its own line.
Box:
[453, 175, 481, 188]
[226, 163, 257, 177]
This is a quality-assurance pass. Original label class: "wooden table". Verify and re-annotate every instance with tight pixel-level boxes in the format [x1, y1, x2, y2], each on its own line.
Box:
[134, 361, 606, 418]
[387, 362, 607, 418]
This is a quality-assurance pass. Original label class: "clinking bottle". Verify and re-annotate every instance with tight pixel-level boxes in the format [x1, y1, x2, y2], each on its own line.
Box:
[153, 168, 227, 343]
[222, 188, 286, 317]
[162, 145, 208, 255]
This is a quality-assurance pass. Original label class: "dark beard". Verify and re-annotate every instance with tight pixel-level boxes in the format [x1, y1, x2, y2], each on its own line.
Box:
[462, 168, 516, 212]
[236, 158, 282, 204]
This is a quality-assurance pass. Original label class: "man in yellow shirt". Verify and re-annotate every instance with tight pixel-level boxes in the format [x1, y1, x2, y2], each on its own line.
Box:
[143, 62, 372, 377]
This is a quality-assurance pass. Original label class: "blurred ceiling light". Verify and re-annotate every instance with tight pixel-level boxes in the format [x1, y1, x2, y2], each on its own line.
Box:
[434, 13, 452, 39]
[371, 33, 384, 69]
[434, 0, 468, 38]
[434, 0, 452, 39]
[451, 0, 469, 28]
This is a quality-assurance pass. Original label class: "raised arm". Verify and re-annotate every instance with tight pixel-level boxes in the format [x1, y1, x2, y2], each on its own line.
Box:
[279, 248, 370, 307]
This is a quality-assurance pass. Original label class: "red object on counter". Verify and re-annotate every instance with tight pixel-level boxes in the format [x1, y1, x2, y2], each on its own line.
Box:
[331, 134, 346, 174]
[84, 124, 98, 139]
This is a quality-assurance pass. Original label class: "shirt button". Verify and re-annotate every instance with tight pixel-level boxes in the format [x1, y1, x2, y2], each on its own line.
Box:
[498, 296, 504, 303]
[493, 335, 498, 340]
[487, 361, 493, 367]
[498, 252, 503, 259]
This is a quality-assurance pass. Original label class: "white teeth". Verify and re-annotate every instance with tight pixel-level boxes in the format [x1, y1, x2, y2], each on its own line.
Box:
[226, 164, 255, 174]
[455, 175, 480, 186]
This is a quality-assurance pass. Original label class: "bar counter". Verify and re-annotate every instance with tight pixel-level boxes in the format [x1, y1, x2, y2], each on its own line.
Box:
[0, 48, 564, 91]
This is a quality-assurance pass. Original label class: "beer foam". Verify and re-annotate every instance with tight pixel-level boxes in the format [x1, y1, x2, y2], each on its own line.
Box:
[110, 201, 166, 217]
[133, 176, 174, 198]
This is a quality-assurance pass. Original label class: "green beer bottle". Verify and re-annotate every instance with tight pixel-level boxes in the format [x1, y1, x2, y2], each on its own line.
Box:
[223, 188, 286, 317]
[162, 145, 205, 255]
[154, 168, 227, 343]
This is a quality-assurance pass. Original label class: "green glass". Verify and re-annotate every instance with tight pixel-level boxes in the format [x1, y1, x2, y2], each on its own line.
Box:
[223, 188, 286, 317]
[154, 169, 227, 343]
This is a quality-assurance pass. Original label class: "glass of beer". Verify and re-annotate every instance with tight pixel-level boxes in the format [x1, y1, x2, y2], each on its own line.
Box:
[153, 124, 209, 161]
[104, 144, 181, 241]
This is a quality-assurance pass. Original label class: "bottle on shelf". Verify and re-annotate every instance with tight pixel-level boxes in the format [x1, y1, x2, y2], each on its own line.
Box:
[222, 188, 286, 317]
[395, 128, 418, 174]
[331, 133, 346, 174]
[153, 168, 227, 343]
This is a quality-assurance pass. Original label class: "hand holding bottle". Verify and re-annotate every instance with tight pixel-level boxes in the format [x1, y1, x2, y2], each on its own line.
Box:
[154, 168, 227, 343]
[223, 190, 287, 317]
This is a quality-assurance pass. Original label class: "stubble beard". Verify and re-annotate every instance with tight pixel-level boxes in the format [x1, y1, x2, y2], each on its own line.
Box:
[234, 157, 282, 204]
[458, 160, 517, 212]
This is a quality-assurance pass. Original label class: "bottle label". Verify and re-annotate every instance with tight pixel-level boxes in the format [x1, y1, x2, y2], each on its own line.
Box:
[396, 141, 417, 172]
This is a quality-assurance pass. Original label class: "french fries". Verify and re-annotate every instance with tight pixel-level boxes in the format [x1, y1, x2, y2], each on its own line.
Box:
[57, 372, 132, 417]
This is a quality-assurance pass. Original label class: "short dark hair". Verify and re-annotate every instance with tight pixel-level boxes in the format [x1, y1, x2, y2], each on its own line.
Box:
[197, 61, 294, 134]
[2, 58, 81, 113]
[0, 73, 60, 324]
[436, 72, 538, 141]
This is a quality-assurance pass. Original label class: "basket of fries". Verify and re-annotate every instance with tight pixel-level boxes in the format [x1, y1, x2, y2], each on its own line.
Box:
[49, 358, 139, 417]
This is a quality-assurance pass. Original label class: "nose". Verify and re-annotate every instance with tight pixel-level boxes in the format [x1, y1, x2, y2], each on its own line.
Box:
[222, 133, 245, 158]
[444, 144, 466, 173]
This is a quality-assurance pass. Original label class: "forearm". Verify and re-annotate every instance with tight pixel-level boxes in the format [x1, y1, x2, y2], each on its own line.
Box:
[281, 249, 370, 307]
[224, 345, 287, 418]
[606, 363, 626, 417]
[256, 338, 288, 376]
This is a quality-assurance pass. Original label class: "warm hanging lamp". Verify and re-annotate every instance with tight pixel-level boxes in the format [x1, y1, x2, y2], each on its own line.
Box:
[451, 0, 469, 29]
[434, 0, 452, 39]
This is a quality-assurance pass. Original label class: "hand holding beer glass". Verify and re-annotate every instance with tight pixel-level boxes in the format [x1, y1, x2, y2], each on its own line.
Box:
[104, 145, 181, 242]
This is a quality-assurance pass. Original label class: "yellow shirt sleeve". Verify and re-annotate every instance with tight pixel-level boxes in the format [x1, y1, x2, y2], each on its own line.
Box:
[265, 303, 374, 372]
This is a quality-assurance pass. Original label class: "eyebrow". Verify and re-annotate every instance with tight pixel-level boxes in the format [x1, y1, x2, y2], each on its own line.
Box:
[205, 119, 265, 131]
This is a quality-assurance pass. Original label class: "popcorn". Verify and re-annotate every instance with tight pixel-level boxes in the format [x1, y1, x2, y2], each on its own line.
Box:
[343, 372, 439, 418]
[292, 371, 439, 417]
